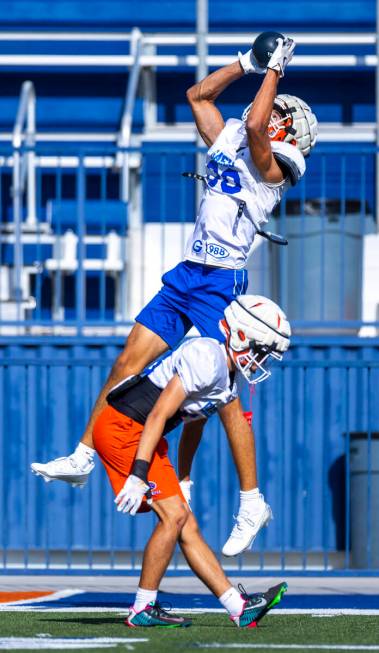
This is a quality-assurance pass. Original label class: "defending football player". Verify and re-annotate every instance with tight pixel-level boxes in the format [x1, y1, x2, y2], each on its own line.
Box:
[93, 296, 290, 627]
[31, 34, 317, 556]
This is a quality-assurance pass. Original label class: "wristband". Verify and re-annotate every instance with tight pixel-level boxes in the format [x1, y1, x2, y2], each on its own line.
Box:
[131, 458, 150, 485]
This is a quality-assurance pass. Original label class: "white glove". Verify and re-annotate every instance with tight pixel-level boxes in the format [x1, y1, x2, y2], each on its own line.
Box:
[267, 37, 295, 78]
[238, 49, 266, 75]
[115, 474, 152, 516]
[179, 479, 193, 508]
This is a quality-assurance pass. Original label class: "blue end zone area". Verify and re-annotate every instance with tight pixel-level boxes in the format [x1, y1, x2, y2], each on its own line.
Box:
[14, 592, 379, 611]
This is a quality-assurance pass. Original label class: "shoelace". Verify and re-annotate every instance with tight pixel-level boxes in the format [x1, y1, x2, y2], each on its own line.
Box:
[47, 456, 79, 470]
[237, 584, 265, 606]
[230, 512, 258, 539]
[237, 583, 249, 599]
[230, 495, 267, 539]
[150, 600, 173, 617]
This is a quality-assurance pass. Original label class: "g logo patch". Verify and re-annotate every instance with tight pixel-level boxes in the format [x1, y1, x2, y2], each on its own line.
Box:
[192, 240, 203, 253]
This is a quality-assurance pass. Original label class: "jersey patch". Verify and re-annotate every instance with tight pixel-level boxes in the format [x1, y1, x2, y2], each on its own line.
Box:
[205, 243, 230, 259]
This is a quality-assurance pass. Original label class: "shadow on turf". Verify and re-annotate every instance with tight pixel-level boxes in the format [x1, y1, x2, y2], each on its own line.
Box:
[39, 618, 125, 625]
[39, 616, 270, 629]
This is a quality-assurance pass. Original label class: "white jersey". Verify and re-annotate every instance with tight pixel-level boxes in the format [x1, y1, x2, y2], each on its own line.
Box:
[184, 118, 306, 269]
[148, 337, 238, 421]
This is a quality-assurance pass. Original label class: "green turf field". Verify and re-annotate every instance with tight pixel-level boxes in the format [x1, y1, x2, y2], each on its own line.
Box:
[0, 612, 378, 652]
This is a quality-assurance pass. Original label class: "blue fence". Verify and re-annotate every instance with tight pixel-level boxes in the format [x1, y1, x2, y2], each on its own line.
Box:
[0, 337, 378, 573]
[0, 144, 377, 333]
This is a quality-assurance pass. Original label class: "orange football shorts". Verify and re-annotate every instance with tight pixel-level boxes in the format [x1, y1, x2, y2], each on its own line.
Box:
[92, 404, 185, 513]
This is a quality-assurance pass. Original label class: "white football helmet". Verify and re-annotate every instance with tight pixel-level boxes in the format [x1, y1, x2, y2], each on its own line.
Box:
[242, 94, 318, 157]
[220, 295, 291, 384]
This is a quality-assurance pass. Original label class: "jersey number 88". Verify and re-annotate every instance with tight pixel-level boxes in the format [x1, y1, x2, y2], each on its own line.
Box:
[207, 161, 242, 195]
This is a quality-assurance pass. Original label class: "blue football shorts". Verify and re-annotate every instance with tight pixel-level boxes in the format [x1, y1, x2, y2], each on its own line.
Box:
[136, 260, 248, 348]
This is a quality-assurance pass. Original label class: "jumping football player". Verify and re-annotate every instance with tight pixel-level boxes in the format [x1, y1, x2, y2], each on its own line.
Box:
[31, 34, 317, 556]
[93, 296, 290, 627]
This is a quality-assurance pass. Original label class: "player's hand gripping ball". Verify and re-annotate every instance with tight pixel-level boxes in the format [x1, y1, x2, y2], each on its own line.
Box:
[252, 31, 284, 68]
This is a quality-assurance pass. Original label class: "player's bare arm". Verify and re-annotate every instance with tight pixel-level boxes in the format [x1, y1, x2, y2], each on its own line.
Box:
[244, 36, 296, 183]
[186, 61, 244, 147]
[178, 418, 206, 481]
[136, 375, 187, 464]
[244, 69, 285, 184]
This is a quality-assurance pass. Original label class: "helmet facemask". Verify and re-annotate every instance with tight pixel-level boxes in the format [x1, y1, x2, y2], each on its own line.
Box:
[219, 318, 283, 385]
[234, 344, 282, 384]
[268, 104, 297, 145]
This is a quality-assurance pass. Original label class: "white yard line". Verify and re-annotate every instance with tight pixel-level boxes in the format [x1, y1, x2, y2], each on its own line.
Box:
[196, 646, 379, 651]
[0, 638, 148, 650]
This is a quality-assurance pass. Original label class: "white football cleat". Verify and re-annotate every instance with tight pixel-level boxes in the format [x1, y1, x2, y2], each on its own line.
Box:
[222, 499, 273, 557]
[31, 456, 95, 488]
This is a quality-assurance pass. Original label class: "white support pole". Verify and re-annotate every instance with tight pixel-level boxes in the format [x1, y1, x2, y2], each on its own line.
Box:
[118, 27, 143, 202]
[196, 0, 208, 205]
[26, 83, 37, 227]
[376, 0, 379, 230]
[12, 150, 23, 311]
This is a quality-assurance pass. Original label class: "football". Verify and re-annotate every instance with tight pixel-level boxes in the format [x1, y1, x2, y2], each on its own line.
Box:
[252, 31, 284, 68]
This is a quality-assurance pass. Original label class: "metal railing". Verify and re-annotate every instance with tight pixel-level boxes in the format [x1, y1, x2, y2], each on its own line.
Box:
[8, 81, 37, 320]
[0, 343, 378, 573]
[0, 31, 376, 69]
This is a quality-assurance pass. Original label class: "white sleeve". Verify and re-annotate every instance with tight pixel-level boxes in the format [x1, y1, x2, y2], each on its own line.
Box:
[230, 379, 239, 401]
[172, 339, 223, 396]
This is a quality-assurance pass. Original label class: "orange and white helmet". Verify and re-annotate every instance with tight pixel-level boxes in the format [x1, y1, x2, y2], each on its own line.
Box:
[219, 295, 291, 384]
[242, 94, 318, 157]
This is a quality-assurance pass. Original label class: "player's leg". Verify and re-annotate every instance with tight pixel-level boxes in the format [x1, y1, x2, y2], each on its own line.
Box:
[139, 496, 188, 591]
[179, 510, 231, 597]
[91, 407, 192, 627]
[30, 322, 169, 485]
[126, 495, 192, 628]
[178, 510, 287, 627]
[126, 497, 192, 628]
[31, 273, 192, 486]
[220, 396, 257, 490]
[80, 322, 169, 447]
[184, 264, 256, 485]
[83, 263, 192, 450]
[183, 264, 271, 554]
[219, 397, 272, 555]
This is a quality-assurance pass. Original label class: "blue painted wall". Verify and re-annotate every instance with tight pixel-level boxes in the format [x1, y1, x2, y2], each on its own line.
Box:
[1, 337, 378, 568]
[0, 1, 374, 30]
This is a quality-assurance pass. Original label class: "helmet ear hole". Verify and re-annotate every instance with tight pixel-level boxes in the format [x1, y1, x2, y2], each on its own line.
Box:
[237, 329, 246, 341]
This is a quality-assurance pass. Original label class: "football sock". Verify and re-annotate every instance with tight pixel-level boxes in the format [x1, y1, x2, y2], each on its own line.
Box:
[219, 586, 245, 616]
[239, 488, 262, 512]
[73, 442, 95, 467]
[133, 587, 158, 613]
